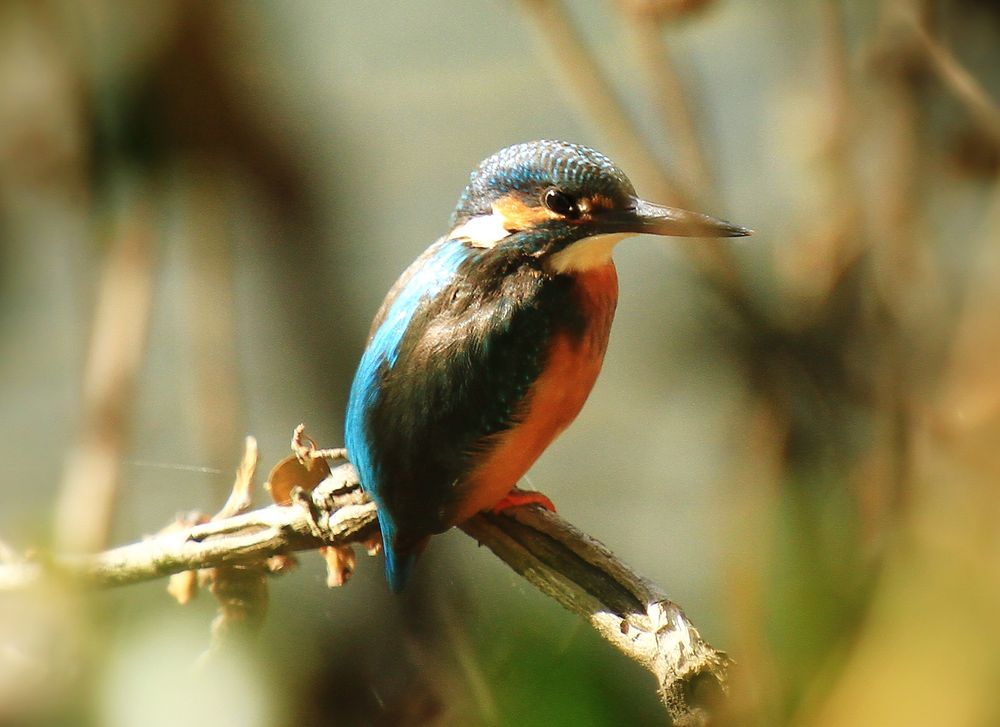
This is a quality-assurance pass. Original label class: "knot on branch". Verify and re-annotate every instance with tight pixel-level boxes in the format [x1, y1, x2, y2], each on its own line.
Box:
[647, 600, 730, 726]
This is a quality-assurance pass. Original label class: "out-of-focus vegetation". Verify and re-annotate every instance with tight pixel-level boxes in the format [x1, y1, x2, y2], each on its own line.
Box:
[1, 0, 1000, 725]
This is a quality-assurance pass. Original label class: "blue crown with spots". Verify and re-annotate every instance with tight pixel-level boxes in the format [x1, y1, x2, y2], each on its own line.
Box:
[450, 140, 637, 225]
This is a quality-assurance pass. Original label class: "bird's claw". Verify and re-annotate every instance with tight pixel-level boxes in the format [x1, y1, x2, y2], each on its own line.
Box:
[490, 487, 557, 515]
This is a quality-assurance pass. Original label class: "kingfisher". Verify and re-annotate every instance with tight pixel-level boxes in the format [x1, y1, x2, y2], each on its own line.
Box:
[345, 140, 750, 591]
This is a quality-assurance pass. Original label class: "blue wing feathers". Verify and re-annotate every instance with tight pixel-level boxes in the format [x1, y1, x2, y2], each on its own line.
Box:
[345, 234, 577, 591]
[345, 238, 474, 590]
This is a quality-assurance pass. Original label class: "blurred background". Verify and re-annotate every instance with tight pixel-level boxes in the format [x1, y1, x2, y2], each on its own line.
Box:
[1, 0, 1000, 724]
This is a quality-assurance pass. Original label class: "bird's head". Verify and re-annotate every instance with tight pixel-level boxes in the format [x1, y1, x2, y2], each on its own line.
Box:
[448, 140, 750, 274]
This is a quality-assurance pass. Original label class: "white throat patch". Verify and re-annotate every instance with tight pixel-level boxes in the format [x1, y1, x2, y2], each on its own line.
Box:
[548, 233, 629, 274]
[448, 210, 512, 248]
[448, 209, 631, 273]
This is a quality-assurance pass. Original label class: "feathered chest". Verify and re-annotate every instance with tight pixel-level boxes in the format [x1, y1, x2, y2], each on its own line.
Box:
[346, 239, 619, 530]
[397, 251, 618, 387]
[449, 260, 619, 521]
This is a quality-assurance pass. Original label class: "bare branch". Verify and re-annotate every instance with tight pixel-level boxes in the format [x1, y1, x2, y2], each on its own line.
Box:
[3, 457, 726, 725]
[462, 509, 728, 725]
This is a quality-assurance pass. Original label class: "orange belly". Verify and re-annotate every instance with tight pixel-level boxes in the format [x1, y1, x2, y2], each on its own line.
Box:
[451, 262, 619, 523]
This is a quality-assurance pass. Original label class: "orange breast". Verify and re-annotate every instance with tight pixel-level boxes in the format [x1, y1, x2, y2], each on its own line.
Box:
[451, 262, 619, 523]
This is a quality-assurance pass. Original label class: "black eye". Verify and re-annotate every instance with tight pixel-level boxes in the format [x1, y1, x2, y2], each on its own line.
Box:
[543, 188, 580, 219]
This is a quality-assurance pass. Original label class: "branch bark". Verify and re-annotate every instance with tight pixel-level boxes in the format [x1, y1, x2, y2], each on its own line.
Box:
[461, 509, 729, 725]
[2, 458, 728, 725]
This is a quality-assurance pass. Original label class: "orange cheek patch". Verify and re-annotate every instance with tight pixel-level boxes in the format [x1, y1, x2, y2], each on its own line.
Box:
[586, 194, 616, 212]
[493, 194, 558, 230]
[493, 192, 620, 230]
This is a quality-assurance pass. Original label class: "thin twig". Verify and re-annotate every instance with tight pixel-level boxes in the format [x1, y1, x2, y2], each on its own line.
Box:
[291, 423, 347, 463]
[214, 435, 258, 520]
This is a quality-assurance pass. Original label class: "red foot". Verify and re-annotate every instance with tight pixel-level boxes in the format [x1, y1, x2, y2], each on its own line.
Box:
[490, 487, 556, 514]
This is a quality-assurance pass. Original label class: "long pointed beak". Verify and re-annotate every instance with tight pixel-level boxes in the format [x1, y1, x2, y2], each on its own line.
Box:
[600, 198, 753, 238]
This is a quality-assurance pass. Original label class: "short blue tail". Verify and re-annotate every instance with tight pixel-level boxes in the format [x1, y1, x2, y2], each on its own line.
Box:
[382, 535, 416, 593]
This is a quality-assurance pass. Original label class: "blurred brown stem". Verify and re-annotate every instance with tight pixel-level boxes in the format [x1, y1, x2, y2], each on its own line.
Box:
[183, 173, 244, 495]
[819, 0, 863, 272]
[3, 458, 727, 726]
[625, 15, 714, 203]
[515, 0, 687, 207]
[52, 201, 156, 553]
[901, 9, 1000, 146]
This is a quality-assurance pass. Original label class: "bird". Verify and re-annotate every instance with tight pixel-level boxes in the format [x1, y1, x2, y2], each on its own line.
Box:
[345, 140, 750, 591]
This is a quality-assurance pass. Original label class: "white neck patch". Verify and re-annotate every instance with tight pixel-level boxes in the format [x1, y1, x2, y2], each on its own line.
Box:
[448, 209, 512, 248]
[449, 210, 631, 273]
[548, 233, 629, 274]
